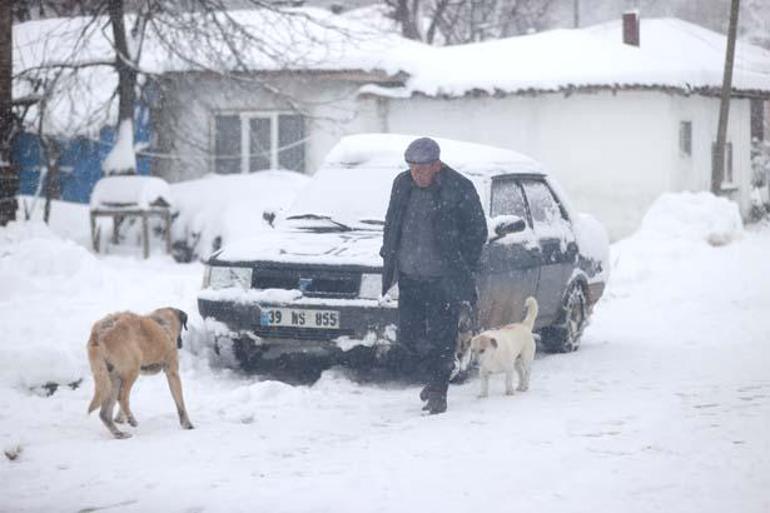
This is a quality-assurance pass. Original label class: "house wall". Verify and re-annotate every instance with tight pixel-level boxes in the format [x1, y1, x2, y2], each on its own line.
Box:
[153, 73, 383, 183]
[668, 94, 753, 216]
[153, 76, 755, 240]
[382, 90, 754, 240]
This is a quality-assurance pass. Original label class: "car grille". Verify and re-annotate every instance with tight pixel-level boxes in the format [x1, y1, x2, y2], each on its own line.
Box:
[251, 267, 361, 299]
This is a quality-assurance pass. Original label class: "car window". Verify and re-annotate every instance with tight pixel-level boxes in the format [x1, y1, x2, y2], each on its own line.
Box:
[490, 179, 528, 219]
[521, 180, 568, 229]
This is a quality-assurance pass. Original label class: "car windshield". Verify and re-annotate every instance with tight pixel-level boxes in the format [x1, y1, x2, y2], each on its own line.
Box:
[283, 166, 401, 230]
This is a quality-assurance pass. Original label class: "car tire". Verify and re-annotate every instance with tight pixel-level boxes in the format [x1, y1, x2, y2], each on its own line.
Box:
[541, 283, 587, 353]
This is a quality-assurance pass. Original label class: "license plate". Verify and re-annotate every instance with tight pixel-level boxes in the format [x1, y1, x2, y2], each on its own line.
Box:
[259, 308, 340, 329]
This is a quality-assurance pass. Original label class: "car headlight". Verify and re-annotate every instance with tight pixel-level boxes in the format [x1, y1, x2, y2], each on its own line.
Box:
[204, 265, 253, 290]
[359, 273, 381, 299]
[202, 266, 212, 288]
[388, 283, 399, 301]
[358, 273, 399, 301]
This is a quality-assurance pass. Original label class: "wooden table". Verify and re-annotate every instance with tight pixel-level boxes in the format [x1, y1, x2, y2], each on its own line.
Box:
[90, 205, 172, 259]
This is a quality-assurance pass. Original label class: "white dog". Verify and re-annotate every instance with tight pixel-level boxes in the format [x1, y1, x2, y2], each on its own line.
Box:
[470, 297, 538, 398]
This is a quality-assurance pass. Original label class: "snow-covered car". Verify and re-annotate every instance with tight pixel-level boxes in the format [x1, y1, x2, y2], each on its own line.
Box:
[198, 134, 609, 375]
[170, 171, 310, 261]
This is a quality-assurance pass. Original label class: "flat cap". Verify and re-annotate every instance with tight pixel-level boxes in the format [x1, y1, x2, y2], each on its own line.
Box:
[404, 137, 441, 164]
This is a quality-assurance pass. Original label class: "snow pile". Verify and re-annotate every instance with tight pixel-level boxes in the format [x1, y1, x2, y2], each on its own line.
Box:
[637, 191, 744, 247]
[90, 175, 174, 209]
[15, 196, 92, 246]
[608, 192, 743, 293]
[0, 221, 203, 389]
[0, 223, 107, 387]
[170, 171, 309, 261]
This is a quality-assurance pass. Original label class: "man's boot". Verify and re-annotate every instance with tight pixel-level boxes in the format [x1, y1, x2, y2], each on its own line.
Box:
[419, 384, 434, 403]
[422, 383, 448, 414]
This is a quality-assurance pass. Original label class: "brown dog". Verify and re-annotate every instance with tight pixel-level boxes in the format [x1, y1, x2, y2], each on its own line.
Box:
[86, 307, 193, 439]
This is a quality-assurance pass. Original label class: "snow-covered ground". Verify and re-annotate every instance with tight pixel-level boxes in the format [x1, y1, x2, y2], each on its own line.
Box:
[1, 194, 769, 513]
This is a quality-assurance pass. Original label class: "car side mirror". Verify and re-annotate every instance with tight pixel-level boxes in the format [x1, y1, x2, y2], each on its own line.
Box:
[493, 215, 527, 237]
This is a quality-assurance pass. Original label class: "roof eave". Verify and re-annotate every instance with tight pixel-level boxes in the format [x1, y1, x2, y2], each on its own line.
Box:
[366, 83, 770, 101]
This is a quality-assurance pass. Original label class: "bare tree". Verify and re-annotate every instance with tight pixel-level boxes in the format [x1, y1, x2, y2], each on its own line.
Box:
[103, 0, 140, 174]
[11, 0, 367, 211]
[1, 0, 16, 226]
[384, 0, 554, 45]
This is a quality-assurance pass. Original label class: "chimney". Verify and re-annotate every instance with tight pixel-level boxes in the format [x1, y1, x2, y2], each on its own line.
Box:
[623, 11, 640, 46]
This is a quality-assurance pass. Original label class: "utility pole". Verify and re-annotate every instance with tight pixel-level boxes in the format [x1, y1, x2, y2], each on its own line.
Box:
[712, 0, 740, 194]
[573, 0, 579, 28]
[0, 0, 17, 226]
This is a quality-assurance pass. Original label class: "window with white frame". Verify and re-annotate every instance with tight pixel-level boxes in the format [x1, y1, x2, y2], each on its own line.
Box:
[213, 112, 305, 174]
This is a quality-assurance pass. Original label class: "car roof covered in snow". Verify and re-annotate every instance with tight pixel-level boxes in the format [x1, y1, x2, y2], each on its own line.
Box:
[281, 134, 545, 229]
[321, 133, 544, 178]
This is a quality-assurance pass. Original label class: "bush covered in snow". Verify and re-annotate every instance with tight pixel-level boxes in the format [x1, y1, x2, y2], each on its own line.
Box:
[170, 171, 310, 262]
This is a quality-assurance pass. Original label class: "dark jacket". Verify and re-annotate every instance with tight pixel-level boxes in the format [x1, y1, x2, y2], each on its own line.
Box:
[380, 164, 488, 302]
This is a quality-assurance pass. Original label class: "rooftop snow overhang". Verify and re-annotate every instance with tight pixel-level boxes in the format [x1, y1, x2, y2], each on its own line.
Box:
[161, 68, 409, 85]
[358, 83, 770, 101]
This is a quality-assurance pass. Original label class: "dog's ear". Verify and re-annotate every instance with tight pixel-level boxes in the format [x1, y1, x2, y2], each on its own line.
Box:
[174, 309, 188, 349]
[175, 309, 188, 331]
[489, 337, 497, 348]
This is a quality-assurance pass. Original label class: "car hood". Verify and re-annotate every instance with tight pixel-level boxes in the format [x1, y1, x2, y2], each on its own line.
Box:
[210, 229, 384, 268]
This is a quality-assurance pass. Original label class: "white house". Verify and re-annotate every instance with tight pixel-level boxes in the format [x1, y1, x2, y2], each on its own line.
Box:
[358, 17, 770, 239]
[13, 9, 770, 239]
[150, 13, 770, 239]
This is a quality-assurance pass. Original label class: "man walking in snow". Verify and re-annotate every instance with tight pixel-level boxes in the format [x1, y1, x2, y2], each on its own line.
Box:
[381, 137, 488, 414]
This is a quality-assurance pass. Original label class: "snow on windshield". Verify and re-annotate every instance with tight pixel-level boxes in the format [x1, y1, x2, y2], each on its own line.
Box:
[284, 166, 400, 228]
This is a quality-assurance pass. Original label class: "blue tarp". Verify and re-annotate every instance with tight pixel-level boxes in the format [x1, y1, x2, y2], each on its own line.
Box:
[12, 98, 154, 204]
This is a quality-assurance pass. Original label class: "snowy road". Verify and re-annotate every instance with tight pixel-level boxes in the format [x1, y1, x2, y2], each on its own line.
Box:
[1, 198, 769, 513]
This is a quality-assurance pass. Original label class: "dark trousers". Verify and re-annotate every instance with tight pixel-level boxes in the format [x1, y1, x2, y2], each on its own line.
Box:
[396, 274, 460, 391]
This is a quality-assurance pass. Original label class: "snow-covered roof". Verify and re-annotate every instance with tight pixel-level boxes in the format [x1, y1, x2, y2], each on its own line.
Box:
[12, 7, 425, 134]
[13, 10, 770, 135]
[390, 18, 770, 98]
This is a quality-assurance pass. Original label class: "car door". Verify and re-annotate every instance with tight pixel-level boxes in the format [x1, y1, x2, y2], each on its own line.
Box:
[476, 177, 542, 330]
[520, 178, 577, 326]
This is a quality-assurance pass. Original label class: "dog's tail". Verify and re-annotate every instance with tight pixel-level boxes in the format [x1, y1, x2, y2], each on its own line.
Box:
[87, 332, 111, 415]
[522, 297, 539, 331]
